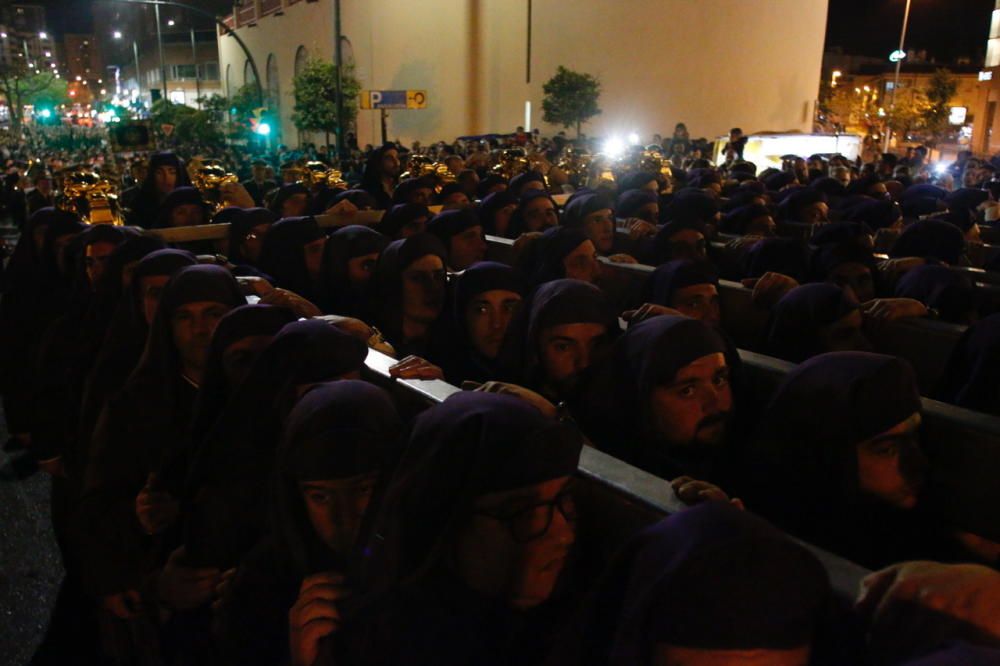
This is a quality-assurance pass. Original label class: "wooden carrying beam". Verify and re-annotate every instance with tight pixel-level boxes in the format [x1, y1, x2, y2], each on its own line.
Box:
[144, 209, 387, 243]
[358, 345, 871, 604]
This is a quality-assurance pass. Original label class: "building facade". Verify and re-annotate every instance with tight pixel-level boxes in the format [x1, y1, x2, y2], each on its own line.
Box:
[218, 0, 829, 148]
[0, 3, 57, 72]
[973, 0, 1000, 156]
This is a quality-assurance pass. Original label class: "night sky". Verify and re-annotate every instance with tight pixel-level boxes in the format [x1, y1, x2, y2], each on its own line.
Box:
[31, 0, 1000, 66]
[825, 0, 996, 63]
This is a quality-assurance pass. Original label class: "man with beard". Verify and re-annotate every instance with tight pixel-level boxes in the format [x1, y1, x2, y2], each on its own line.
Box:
[579, 315, 736, 484]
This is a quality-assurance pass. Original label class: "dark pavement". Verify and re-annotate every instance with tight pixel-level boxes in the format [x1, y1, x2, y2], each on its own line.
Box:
[0, 416, 64, 664]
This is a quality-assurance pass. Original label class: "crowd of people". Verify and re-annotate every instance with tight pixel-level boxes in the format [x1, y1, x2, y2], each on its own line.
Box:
[1, 123, 999, 666]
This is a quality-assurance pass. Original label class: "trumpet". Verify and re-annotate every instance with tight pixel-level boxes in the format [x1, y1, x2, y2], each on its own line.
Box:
[489, 148, 530, 181]
[189, 158, 239, 215]
[58, 168, 125, 225]
[401, 155, 457, 193]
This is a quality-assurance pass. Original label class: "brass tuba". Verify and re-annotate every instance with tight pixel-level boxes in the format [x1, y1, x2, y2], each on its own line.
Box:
[58, 168, 125, 225]
[303, 161, 348, 190]
[189, 157, 239, 215]
[400, 155, 456, 193]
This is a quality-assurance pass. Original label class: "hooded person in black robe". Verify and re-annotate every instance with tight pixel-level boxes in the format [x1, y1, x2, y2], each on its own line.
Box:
[935, 313, 1000, 414]
[217, 381, 402, 666]
[77, 264, 244, 599]
[268, 183, 312, 218]
[519, 227, 601, 289]
[358, 144, 400, 210]
[643, 190, 717, 264]
[498, 278, 617, 405]
[547, 502, 831, 666]
[440, 261, 524, 385]
[78, 249, 198, 456]
[743, 351, 932, 568]
[257, 215, 327, 304]
[561, 192, 617, 258]
[478, 190, 518, 237]
[579, 315, 737, 484]
[180, 319, 370, 571]
[764, 283, 869, 363]
[369, 233, 448, 358]
[123, 152, 192, 228]
[741, 237, 812, 283]
[508, 189, 561, 237]
[810, 240, 880, 304]
[376, 202, 432, 239]
[32, 224, 131, 466]
[318, 225, 390, 318]
[155, 186, 210, 228]
[896, 264, 977, 325]
[890, 220, 967, 266]
[427, 207, 488, 271]
[185, 304, 298, 454]
[0, 209, 86, 440]
[335, 391, 584, 666]
[224, 207, 279, 277]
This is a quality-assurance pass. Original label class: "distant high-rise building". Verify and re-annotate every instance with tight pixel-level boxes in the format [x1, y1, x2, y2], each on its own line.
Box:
[0, 4, 56, 73]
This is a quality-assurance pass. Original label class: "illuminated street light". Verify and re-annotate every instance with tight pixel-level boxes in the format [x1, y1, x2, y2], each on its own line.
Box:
[167, 19, 175, 26]
[76, 75, 82, 81]
[44, 51, 51, 57]
[863, 85, 870, 92]
[831, 70, 842, 87]
[256, 122, 272, 136]
[1, 32, 7, 39]
[889, 49, 907, 63]
[113, 30, 123, 39]
[100, 88, 107, 95]
[39, 32, 47, 40]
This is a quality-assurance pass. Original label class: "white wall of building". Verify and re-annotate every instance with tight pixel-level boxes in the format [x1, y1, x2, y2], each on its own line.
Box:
[219, 0, 829, 148]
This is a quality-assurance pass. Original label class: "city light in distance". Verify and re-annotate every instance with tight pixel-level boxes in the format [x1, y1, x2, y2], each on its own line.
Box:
[39, 32, 47, 39]
[628, 132, 641, 145]
[256, 122, 272, 136]
[113, 31, 122, 39]
[167, 19, 175, 26]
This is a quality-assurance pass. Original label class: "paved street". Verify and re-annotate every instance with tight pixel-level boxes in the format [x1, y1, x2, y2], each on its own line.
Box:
[0, 414, 63, 666]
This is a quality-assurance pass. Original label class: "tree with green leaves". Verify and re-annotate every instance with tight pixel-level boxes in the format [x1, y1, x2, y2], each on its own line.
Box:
[885, 87, 929, 141]
[542, 66, 601, 138]
[292, 59, 360, 150]
[149, 99, 224, 147]
[0, 62, 68, 133]
[922, 68, 958, 146]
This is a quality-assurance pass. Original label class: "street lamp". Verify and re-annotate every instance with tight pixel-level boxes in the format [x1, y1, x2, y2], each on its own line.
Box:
[885, 0, 913, 152]
[831, 70, 842, 87]
[39, 32, 47, 40]
[113, 30, 122, 39]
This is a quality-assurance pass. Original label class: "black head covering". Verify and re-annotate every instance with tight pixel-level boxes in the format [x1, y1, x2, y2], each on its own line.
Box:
[226, 207, 279, 265]
[615, 189, 658, 220]
[686, 168, 721, 189]
[558, 502, 829, 666]
[210, 206, 243, 226]
[777, 188, 827, 222]
[139, 151, 190, 200]
[477, 190, 518, 236]
[742, 237, 811, 282]
[660, 189, 717, 225]
[747, 352, 923, 565]
[580, 316, 728, 477]
[274, 381, 403, 575]
[359, 144, 398, 198]
[935, 313, 1000, 413]
[377, 203, 432, 239]
[476, 174, 508, 199]
[561, 192, 613, 229]
[426, 208, 482, 250]
[890, 220, 966, 265]
[945, 187, 989, 212]
[845, 198, 903, 231]
[508, 170, 546, 196]
[765, 283, 861, 362]
[901, 183, 948, 202]
[334, 188, 379, 211]
[810, 241, 877, 285]
[895, 264, 974, 324]
[2, 207, 80, 292]
[155, 186, 207, 228]
[188, 304, 298, 446]
[508, 189, 560, 237]
[720, 203, 771, 235]
[847, 174, 883, 197]
[901, 196, 946, 219]
[362, 391, 582, 596]
[810, 176, 847, 198]
[810, 220, 873, 247]
[181, 319, 370, 565]
[641, 260, 718, 307]
[522, 226, 591, 287]
[900, 645, 1000, 666]
[269, 183, 311, 215]
[618, 171, 658, 192]
[370, 233, 447, 345]
[763, 170, 796, 191]
[320, 224, 390, 317]
[257, 215, 325, 299]
[392, 177, 435, 205]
